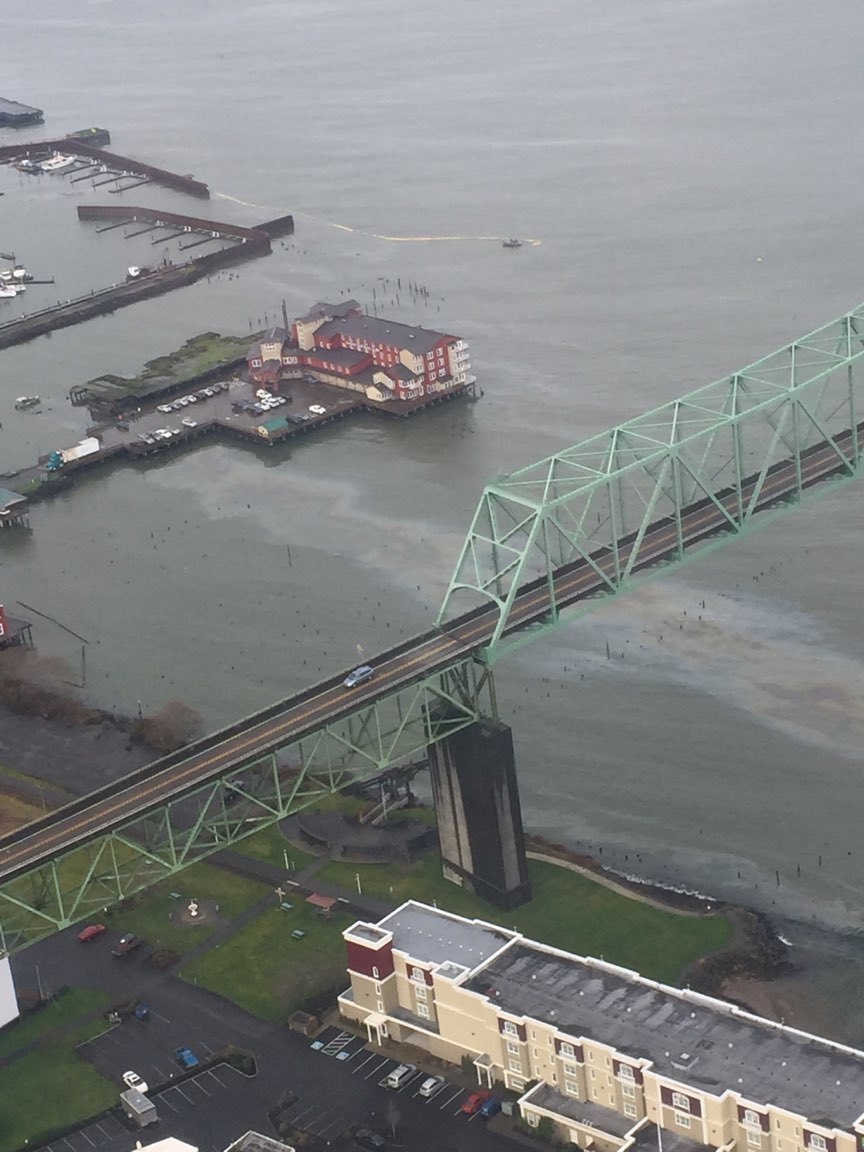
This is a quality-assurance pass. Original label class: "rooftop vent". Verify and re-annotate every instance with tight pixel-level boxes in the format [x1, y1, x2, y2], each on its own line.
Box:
[672, 1052, 699, 1072]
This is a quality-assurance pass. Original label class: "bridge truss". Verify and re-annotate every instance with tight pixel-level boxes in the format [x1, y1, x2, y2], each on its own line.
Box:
[4, 302, 864, 954]
[0, 658, 494, 953]
[439, 303, 864, 659]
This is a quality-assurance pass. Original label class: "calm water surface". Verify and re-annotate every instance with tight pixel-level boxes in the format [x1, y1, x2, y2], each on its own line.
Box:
[3, 0, 864, 1037]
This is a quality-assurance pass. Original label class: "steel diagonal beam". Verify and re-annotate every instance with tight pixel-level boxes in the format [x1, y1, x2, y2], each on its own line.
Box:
[0, 657, 497, 952]
[440, 301, 864, 657]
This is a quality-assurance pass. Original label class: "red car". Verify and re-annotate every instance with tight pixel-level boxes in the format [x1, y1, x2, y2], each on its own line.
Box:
[78, 924, 106, 943]
[461, 1092, 490, 1116]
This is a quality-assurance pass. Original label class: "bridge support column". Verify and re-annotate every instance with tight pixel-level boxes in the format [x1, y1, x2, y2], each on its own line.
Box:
[428, 719, 531, 910]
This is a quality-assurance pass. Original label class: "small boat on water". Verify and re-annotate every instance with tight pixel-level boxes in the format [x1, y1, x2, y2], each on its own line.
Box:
[502, 238, 523, 249]
[0, 285, 17, 299]
[14, 396, 40, 409]
[40, 152, 76, 174]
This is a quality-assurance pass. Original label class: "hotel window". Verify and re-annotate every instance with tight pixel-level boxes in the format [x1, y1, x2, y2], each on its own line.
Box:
[415, 986, 426, 1001]
[748, 1133, 762, 1148]
[622, 1084, 636, 1099]
[507, 1041, 520, 1056]
[675, 1113, 691, 1130]
[374, 983, 382, 995]
[672, 1093, 691, 1113]
[417, 1003, 430, 1019]
[560, 1042, 575, 1059]
[809, 1138, 827, 1152]
[744, 1111, 761, 1128]
[411, 966, 424, 982]
[563, 1064, 577, 1077]
[376, 1000, 384, 1012]
[588, 1051, 594, 1062]
[503, 1021, 519, 1037]
[526, 1113, 539, 1128]
[565, 1080, 579, 1097]
[509, 1059, 522, 1072]
[624, 1103, 637, 1119]
[372, 966, 380, 979]
[619, 1065, 635, 1081]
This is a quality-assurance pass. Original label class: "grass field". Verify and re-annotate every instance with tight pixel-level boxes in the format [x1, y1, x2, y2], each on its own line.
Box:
[313, 855, 732, 985]
[0, 987, 108, 1060]
[107, 862, 271, 956]
[0, 1046, 116, 1152]
[183, 899, 351, 1022]
[233, 825, 317, 873]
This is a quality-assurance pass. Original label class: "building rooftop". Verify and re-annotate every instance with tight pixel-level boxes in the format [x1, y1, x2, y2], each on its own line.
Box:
[0, 488, 28, 512]
[0, 97, 43, 122]
[526, 1082, 636, 1137]
[226, 1133, 296, 1152]
[306, 345, 370, 368]
[630, 1124, 715, 1152]
[315, 313, 453, 355]
[466, 942, 864, 1129]
[295, 300, 361, 324]
[378, 901, 514, 969]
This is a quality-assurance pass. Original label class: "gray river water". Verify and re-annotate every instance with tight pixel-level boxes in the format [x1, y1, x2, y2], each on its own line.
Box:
[3, 0, 864, 1039]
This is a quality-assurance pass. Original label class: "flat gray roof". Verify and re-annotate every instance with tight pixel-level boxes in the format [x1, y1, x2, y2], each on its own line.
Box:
[0, 97, 42, 119]
[528, 1083, 635, 1137]
[467, 943, 864, 1129]
[315, 313, 453, 355]
[379, 902, 513, 969]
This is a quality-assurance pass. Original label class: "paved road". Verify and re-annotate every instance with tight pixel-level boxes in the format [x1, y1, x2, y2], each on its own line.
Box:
[0, 422, 859, 885]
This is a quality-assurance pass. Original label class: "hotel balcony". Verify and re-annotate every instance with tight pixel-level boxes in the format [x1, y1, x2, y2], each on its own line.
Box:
[451, 340, 468, 352]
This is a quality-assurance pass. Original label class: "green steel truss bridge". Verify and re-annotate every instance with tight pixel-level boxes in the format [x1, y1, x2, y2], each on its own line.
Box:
[2, 302, 864, 954]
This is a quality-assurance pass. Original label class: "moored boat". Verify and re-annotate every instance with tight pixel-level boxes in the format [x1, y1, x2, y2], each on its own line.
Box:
[39, 152, 76, 173]
[502, 238, 523, 249]
[14, 396, 40, 409]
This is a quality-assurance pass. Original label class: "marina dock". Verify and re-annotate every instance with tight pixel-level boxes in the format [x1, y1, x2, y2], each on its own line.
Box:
[0, 208, 294, 350]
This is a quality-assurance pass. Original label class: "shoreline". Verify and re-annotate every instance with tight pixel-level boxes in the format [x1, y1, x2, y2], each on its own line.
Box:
[0, 684, 850, 1041]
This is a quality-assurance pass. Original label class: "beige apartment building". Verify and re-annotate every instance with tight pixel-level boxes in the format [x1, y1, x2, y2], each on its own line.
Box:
[339, 903, 864, 1152]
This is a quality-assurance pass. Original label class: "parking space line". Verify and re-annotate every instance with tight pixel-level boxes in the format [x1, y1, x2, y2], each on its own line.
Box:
[173, 1086, 195, 1104]
[365, 1057, 391, 1080]
[190, 1077, 211, 1096]
[353, 1052, 376, 1073]
[205, 1068, 227, 1087]
[159, 1094, 179, 1112]
[78, 1131, 96, 1147]
[441, 1087, 463, 1109]
[154, 1012, 171, 1023]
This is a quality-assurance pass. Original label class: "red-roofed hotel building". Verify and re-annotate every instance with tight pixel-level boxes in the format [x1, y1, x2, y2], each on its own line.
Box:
[247, 301, 473, 402]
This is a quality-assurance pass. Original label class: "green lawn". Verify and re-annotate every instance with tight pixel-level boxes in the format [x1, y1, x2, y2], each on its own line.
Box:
[183, 899, 351, 1022]
[233, 825, 317, 873]
[107, 862, 271, 956]
[0, 1046, 116, 1152]
[0, 987, 108, 1059]
[314, 855, 732, 985]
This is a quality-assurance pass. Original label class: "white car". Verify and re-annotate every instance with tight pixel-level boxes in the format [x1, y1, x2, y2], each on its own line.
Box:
[256, 389, 272, 399]
[309, 405, 326, 415]
[122, 1070, 149, 1094]
[157, 404, 173, 414]
[186, 394, 198, 403]
[182, 417, 198, 428]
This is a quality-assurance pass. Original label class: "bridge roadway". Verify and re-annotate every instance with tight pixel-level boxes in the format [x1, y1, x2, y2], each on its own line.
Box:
[0, 424, 859, 885]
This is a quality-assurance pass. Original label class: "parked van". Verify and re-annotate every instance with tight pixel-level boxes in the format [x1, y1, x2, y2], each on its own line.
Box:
[385, 1063, 416, 1089]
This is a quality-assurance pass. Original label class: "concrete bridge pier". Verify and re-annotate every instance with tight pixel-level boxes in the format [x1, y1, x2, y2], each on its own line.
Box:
[428, 718, 532, 911]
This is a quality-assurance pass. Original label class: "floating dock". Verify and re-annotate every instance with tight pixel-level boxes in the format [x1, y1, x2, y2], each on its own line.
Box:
[0, 98, 43, 128]
[0, 136, 207, 197]
[0, 208, 294, 350]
